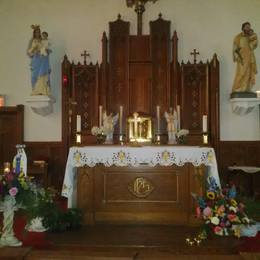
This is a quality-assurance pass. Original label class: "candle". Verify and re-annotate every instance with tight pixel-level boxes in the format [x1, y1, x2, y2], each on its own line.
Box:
[256, 90, 260, 98]
[119, 105, 123, 134]
[202, 115, 207, 132]
[99, 105, 103, 127]
[76, 115, 81, 132]
[3, 162, 10, 174]
[0, 95, 4, 107]
[156, 105, 160, 133]
[177, 105, 181, 130]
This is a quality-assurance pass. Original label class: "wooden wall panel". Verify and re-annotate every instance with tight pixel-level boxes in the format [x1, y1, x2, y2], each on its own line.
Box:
[129, 63, 152, 114]
[218, 141, 260, 182]
[25, 142, 64, 190]
[0, 105, 24, 164]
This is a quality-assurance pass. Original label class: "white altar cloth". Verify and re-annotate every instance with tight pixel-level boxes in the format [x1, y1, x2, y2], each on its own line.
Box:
[62, 145, 220, 208]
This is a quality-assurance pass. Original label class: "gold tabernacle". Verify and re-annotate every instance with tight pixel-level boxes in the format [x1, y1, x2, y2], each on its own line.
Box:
[127, 112, 152, 143]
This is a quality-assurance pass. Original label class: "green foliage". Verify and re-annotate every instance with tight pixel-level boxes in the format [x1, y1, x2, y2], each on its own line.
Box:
[42, 207, 83, 232]
[242, 197, 260, 221]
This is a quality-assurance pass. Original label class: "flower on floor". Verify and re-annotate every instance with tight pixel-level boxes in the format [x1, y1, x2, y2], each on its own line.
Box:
[192, 176, 254, 240]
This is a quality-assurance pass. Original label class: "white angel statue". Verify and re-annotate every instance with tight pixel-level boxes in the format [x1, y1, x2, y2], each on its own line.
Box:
[164, 110, 178, 144]
[103, 111, 119, 144]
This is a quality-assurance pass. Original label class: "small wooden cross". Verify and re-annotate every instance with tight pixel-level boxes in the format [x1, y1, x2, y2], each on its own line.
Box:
[81, 50, 90, 65]
[190, 49, 200, 64]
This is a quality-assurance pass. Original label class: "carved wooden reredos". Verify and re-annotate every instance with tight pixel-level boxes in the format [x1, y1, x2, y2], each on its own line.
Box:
[62, 12, 219, 153]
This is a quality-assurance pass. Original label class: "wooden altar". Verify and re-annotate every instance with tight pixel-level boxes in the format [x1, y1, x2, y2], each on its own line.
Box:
[77, 164, 204, 225]
[62, 145, 219, 225]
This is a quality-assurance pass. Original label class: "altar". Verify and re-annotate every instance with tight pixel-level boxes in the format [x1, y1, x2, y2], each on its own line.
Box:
[62, 145, 220, 225]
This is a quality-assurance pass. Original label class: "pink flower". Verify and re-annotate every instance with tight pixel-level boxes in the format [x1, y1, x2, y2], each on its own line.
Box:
[203, 206, 212, 217]
[9, 187, 18, 197]
[227, 214, 236, 222]
[214, 226, 223, 235]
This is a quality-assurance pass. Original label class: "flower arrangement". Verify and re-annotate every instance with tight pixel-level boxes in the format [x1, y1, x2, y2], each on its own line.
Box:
[0, 166, 55, 221]
[192, 176, 253, 239]
[91, 126, 107, 144]
[91, 126, 106, 136]
[0, 164, 83, 235]
[176, 129, 189, 144]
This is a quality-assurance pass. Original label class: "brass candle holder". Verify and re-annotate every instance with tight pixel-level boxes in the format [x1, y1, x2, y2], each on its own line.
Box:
[202, 132, 208, 145]
[76, 132, 82, 145]
[155, 133, 161, 145]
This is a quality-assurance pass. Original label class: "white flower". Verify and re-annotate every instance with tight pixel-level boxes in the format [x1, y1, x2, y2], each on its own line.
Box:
[26, 217, 48, 232]
[229, 206, 237, 213]
[242, 217, 250, 224]
[211, 216, 220, 225]
[91, 126, 106, 136]
[176, 129, 189, 138]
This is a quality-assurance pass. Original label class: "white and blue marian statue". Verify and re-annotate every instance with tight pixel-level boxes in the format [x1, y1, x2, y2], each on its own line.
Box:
[27, 25, 51, 96]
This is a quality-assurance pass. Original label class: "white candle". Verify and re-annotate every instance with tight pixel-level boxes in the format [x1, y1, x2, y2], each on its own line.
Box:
[202, 115, 207, 132]
[156, 105, 160, 133]
[76, 115, 81, 132]
[99, 105, 103, 127]
[177, 105, 181, 130]
[119, 105, 123, 134]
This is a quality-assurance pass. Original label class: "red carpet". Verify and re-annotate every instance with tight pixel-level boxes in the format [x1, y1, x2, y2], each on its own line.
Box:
[238, 232, 260, 252]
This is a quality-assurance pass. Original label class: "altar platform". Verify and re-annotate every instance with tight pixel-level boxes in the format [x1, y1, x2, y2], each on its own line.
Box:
[1, 225, 255, 260]
[62, 145, 220, 225]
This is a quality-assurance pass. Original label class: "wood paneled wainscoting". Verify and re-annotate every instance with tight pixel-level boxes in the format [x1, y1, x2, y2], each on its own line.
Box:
[25, 142, 64, 189]
[77, 164, 204, 225]
[218, 141, 260, 182]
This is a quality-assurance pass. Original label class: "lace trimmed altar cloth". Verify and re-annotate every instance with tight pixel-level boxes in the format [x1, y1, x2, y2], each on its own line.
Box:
[62, 146, 220, 208]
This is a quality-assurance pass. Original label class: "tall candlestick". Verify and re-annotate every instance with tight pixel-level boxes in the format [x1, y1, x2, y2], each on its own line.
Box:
[202, 115, 207, 132]
[76, 115, 81, 132]
[156, 105, 160, 133]
[177, 105, 181, 130]
[99, 105, 103, 127]
[119, 105, 123, 134]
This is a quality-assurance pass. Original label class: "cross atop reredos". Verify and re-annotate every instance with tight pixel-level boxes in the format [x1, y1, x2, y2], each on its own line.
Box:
[190, 49, 200, 64]
[81, 50, 90, 65]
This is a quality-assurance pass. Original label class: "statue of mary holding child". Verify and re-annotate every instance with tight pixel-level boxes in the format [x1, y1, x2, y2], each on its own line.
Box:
[27, 25, 51, 96]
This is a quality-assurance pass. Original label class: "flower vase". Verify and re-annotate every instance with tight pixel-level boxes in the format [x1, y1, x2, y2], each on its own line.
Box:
[0, 196, 22, 247]
[96, 134, 106, 144]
